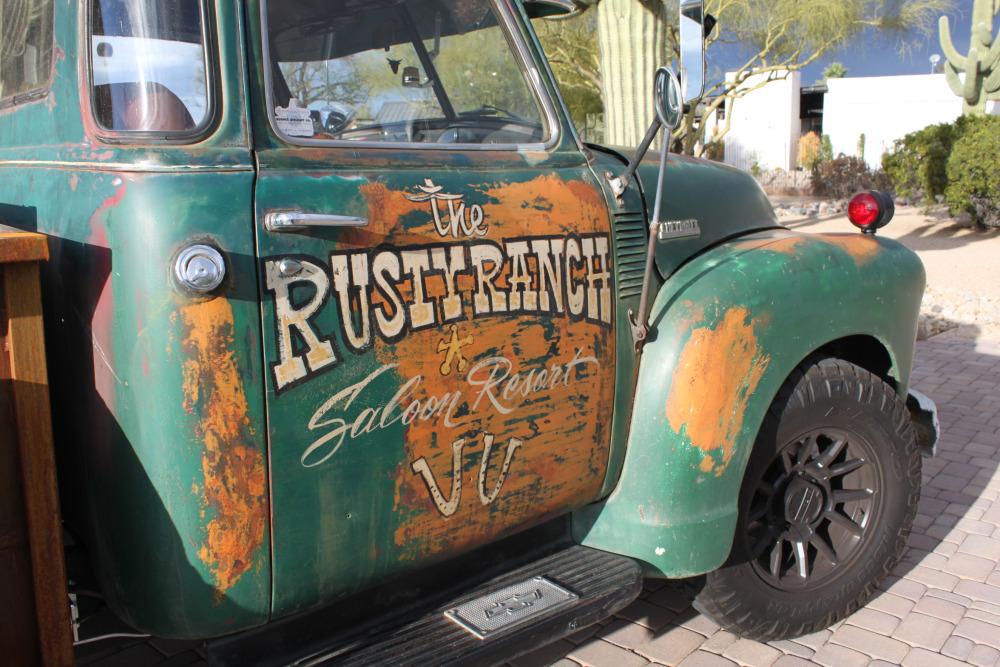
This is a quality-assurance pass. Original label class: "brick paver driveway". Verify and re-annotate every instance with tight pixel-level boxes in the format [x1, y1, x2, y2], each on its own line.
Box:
[515, 327, 1000, 667]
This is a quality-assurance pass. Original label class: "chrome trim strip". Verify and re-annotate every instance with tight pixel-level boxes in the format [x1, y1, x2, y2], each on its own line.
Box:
[0, 160, 252, 173]
[258, 0, 562, 152]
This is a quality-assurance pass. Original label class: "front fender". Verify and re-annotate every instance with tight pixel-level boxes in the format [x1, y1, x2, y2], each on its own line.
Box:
[574, 230, 925, 577]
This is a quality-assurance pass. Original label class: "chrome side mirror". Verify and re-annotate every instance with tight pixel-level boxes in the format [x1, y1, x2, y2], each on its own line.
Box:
[679, 0, 706, 103]
[655, 67, 682, 131]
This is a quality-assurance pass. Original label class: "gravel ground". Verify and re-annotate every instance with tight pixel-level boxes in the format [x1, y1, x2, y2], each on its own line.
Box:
[779, 204, 1000, 339]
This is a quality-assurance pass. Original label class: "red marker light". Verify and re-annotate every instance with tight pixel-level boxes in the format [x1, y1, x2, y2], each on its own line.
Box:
[848, 192, 881, 230]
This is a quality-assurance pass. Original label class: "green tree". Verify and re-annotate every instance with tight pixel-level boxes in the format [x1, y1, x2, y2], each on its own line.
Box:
[552, 0, 951, 153]
[279, 60, 367, 110]
[534, 13, 604, 131]
[822, 61, 849, 82]
[939, 0, 1000, 115]
[820, 134, 834, 162]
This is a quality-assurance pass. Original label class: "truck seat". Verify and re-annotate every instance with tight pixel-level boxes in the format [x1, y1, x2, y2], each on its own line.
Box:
[93, 82, 195, 133]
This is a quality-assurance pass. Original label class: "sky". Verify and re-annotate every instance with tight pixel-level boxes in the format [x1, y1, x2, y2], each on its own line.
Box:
[712, 0, 997, 85]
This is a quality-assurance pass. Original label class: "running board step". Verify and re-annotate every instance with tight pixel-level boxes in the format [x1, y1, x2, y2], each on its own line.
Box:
[301, 546, 640, 667]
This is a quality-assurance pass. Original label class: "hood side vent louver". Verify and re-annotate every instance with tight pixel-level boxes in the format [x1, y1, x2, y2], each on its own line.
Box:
[613, 212, 647, 299]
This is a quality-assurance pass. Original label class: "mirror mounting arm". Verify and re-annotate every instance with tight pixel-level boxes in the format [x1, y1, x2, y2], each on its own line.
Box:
[606, 117, 662, 203]
[627, 125, 670, 349]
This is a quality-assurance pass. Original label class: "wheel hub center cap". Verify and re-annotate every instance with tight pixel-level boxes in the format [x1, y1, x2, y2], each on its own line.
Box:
[784, 478, 825, 525]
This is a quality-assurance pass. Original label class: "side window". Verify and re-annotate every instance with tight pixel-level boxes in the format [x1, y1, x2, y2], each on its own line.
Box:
[90, 0, 211, 136]
[264, 0, 551, 146]
[0, 0, 55, 105]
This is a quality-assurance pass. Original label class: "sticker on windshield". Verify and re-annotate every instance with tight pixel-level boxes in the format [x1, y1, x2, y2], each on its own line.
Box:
[274, 105, 314, 137]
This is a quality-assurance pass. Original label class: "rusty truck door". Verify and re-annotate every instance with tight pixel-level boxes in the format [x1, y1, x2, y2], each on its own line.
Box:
[248, 0, 617, 616]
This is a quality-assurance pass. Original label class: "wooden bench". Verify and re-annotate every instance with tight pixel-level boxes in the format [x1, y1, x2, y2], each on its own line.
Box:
[0, 226, 74, 667]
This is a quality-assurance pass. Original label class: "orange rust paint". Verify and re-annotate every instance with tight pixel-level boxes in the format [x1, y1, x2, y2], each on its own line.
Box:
[698, 455, 715, 473]
[731, 234, 811, 256]
[480, 175, 608, 236]
[819, 234, 882, 266]
[179, 298, 267, 595]
[757, 235, 812, 255]
[359, 175, 616, 558]
[666, 307, 770, 474]
[356, 181, 427, 243]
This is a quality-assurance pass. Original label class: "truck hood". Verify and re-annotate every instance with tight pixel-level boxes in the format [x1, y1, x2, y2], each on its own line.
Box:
[589, 145, 779, 278]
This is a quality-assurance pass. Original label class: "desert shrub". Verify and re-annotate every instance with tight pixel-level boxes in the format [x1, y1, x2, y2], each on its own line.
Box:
[945, 115, 1000, 228]
[811, 155, 890, 198]
[881, 121, 959, 205]
[798, 132, 822, 171]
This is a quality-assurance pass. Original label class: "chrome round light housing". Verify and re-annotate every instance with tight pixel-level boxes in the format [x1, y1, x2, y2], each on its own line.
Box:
[174, 244, 226, 293]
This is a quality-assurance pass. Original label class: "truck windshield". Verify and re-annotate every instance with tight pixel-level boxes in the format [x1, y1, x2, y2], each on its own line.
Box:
[264, 0, 549, 145]
[90, 0, 210, 135]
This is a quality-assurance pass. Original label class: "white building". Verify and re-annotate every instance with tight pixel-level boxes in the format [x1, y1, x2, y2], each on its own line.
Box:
[719, 70, 998, 172]
[720, 70, 801, 172]
[824, 74, 965, 168]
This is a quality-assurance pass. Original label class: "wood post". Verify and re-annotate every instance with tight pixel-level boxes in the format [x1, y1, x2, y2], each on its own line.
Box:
[0, 227, 74, 667]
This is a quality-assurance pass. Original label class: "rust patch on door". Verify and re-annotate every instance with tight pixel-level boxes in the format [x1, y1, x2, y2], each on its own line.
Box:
[367, 174, 616, 558]
[178, 298, 266, 595]
[357, 181, 427, 241]
[666, 307, 770, 474]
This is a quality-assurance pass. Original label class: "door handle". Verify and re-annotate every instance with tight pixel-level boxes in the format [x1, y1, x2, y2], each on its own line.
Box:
[264, 210, 368, 232]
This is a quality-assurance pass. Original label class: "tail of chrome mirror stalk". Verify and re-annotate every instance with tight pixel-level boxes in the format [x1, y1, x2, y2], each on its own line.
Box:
[618, 0, 707, 350]
[522, 0, 581, 19]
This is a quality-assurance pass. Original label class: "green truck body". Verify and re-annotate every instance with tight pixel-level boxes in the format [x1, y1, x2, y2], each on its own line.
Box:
[0, 0, 930, 653]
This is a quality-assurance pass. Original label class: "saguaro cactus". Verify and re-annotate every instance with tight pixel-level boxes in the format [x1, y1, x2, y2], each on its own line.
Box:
[596, 0, 668, 147]
[939, 0, 1000, 115]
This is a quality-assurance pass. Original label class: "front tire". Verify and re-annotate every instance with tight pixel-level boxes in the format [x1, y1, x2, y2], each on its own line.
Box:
[694, 357, 921, 641]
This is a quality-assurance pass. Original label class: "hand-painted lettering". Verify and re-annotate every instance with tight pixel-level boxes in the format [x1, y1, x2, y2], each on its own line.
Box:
[302, 350, 598, 468]
[264, 235, 612, 391]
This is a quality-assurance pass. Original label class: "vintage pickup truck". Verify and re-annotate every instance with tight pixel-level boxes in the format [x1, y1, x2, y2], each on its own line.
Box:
[0, 0, 938, 664]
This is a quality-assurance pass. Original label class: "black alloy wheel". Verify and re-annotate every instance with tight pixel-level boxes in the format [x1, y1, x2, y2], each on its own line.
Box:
[746, 429, 880, 591]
